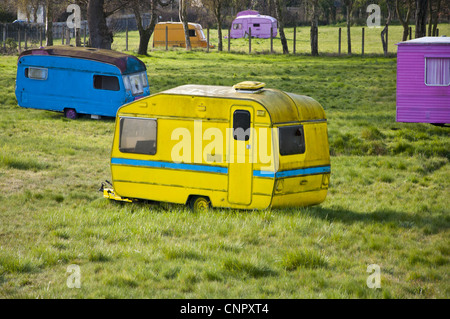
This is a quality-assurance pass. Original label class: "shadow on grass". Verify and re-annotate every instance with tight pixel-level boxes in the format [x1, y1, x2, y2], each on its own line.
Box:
[278, 205, 450, 234]
[100, 196, 449, 234]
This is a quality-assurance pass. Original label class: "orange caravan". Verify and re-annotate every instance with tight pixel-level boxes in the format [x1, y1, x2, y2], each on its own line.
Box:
[153, 22, 213, 48]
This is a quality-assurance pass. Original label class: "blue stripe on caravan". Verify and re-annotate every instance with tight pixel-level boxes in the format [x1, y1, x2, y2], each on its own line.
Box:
[253, 166, 331, 178]
[111, 157, 228, 174]
[253, 170, 276, 178]
[275, 166, 331, 178]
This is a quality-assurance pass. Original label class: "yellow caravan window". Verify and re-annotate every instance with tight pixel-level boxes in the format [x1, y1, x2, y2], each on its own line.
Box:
[279, 125, 305, 155]
[119, 117, 157, 155]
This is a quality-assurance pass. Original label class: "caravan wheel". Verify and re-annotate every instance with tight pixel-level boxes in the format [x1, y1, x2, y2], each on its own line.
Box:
[64, 108, 77, 120]
[189, 196, 211, 212]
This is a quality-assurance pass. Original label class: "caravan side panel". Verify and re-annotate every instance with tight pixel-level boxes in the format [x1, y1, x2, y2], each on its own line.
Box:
[16, 55, 127, 117]
[396, 44, 450, 123]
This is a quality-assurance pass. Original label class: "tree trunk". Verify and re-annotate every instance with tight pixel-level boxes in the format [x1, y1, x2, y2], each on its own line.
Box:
[138, 29, 152, 54]
[133, 1, 158, 55]
[46, 0, 53, 46]
[274, 0, 289, 54]
[396, 0, 411, 41]
[216, 6, 223, 51]
[432, 0, 441, 36]
[179, 0, 191, 51]
[346, 5, 352, 55]
[75, 28, 82, 47]
[381, 1, 392, 56]
[428, 0, 432, 36]
[310, 0, 319, 56]
[415, 0, 428, 38]
[87, 0, 112, 49]
[217, 24, 223, 51]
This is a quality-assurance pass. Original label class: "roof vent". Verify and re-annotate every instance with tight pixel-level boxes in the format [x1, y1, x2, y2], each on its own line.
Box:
[233, 81, 266, 93]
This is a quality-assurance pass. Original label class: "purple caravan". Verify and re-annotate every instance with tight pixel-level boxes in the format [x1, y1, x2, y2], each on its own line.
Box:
[396, 37, 450, 125]
[230, 10, 277, 39]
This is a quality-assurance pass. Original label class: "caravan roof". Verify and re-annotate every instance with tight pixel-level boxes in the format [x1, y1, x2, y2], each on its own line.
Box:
[19, 46, 147, 75]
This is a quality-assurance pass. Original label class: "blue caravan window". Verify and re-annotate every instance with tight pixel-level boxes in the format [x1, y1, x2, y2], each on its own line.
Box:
[25, 67, 48, 80]
[94, 75, 120, 91]
[119, 117, 157, 155]
[279, 125, 305, 156]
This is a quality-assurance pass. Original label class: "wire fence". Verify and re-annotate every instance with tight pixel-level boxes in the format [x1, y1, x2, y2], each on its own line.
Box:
[1, 20, 445, 56]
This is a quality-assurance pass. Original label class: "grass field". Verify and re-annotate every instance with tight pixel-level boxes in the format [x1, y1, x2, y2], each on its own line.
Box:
[0, 34, 449, 298]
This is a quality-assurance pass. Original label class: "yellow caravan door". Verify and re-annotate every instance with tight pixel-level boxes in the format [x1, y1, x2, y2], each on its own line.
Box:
[228, 106, 254, 205]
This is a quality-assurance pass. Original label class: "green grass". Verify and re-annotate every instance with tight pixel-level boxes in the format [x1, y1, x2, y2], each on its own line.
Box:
[0, 32, 449, 298]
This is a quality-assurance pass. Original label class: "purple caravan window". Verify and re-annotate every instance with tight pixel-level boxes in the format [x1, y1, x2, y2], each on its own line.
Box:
[425, 57, 450, 86]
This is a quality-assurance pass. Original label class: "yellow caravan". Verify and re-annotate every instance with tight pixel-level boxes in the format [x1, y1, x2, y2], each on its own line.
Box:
[104, 81, 330, 210]
[153, 22, 211, 48]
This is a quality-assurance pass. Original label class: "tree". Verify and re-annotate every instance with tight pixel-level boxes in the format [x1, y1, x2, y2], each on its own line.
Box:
[46, 0, 54, 46]
[203, 0, 231, 52]
[87, 0, 112, 49]
[343, 0, 354, 55]
[87, 0, 131, 49]
[273, 0, 288, 54]
[415, 0, 427, 38]
[428, 0, 441, 36]
[310, 0, 319, 56]
[179, 0, 192, 51]
[381, 0, 393, 56]
[396, 0, 412, 41]
[132, 0, 155, 55]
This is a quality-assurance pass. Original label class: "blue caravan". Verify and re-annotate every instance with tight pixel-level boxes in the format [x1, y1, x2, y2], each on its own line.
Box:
[15, 46, 150, 119]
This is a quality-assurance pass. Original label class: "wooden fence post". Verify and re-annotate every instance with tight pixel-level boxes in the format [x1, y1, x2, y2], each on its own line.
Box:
[165, 25, 168, 51]
[3, 24, 6, 52]
[66, 27, 70, 45]
[84, 25, 87, 47]
[18, 28, 21, 53]
[270, 27, 273, 53]
[248, 28, 251, 54]
[61, 25, 65, 44]
[24, 29, 28, 50]
[385, 25, 388, 55]
[228, 27, 231, 52]
[207, 27, 210, 53]
[125, 22, 129, 51]
[39, 25, 43, 47]
[362, 27, 364, 56]
[409, 27, 412, 40]
[338, 27, 341, 55]
[293, 26, 296, 54]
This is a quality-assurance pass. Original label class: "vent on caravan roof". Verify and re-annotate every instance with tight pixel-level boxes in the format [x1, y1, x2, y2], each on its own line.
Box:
[233, 81, 266, 93]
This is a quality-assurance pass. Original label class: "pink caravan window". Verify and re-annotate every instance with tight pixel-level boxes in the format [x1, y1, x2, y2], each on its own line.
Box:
[425, 57, 450, 86]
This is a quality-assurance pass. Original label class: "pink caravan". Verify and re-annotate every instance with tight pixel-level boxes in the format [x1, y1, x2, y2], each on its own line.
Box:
[230, 10, 277, 39]
[396, 37, 450, 125]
